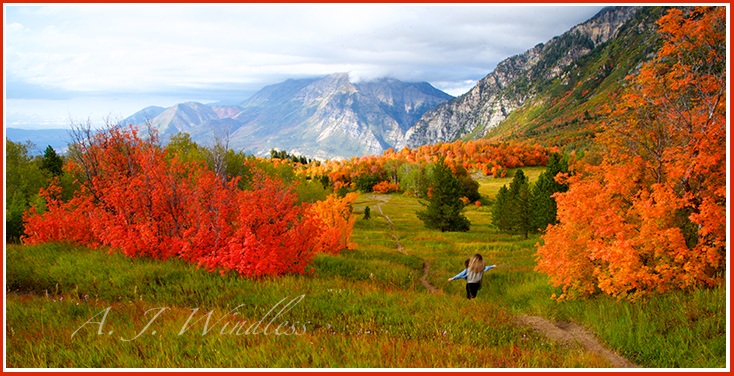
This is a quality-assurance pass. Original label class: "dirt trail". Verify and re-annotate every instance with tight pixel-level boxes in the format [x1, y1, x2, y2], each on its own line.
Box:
[366, 194, 638, 368]
[369, 195, 406, 255]
[515, 315, 640, 368]
[419, 261, 441, 293]
[368, 195, 440, 293]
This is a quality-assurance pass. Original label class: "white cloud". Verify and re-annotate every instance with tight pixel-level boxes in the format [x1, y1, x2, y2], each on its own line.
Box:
[4, 4, 606, 124]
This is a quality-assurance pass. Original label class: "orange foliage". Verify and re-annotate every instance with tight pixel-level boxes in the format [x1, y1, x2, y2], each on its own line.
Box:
[299, 139, 552, 192]
[372, 181, 400, 193]
[307, 193, 358, 254]
[536, 7, 726, 300]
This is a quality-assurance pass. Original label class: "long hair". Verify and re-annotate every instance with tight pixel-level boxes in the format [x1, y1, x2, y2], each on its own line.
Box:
[468, 253, 484, 273]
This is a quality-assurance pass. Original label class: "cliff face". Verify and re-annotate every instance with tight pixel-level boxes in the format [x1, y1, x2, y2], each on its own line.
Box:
[401, 6, 641, 149]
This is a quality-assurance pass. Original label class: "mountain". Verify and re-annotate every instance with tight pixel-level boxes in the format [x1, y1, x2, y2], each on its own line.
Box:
[120, 105, 166, 126]
[401, 6, 667, 150]
[125, 74, 452, 159]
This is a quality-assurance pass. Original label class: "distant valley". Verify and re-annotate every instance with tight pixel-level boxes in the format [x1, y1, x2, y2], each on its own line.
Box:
[5, 128, 73, 155]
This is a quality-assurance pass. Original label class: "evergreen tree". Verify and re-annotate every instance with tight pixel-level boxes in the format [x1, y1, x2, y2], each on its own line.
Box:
[530, 153, 569, 231]
[40, 145, 63, 177]
[491, 169, 533, 238]
[508, 169, 533, 239]
[363, 206, 371, 220]
[455, 165, 481, 202]
[530, 174, 556, 231]
[492, 185, 511, 232]
[416, 156, 470, 232]
[353, 172, 385, 193]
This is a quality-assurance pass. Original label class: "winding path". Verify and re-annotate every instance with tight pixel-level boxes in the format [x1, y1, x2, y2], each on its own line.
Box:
[368, 195, 440, 293]
[366, 194, 639, 368]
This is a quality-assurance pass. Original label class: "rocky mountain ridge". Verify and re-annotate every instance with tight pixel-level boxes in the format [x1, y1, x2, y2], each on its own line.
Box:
[400, 6, 641, 149]
[124, 73, 452, 159]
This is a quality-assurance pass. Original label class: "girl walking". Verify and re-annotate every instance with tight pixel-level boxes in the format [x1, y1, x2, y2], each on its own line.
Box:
[448, 253, 496, 299]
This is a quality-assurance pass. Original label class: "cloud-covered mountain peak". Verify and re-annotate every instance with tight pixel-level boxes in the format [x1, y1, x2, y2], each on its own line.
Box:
[124, 74, 453, 159]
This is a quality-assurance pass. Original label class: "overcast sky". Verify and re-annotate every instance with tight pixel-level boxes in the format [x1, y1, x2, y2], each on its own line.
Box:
[4, 4, 606, 129]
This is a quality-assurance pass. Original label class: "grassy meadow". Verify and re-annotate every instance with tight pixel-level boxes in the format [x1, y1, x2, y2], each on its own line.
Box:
[5, 168, 727, 368]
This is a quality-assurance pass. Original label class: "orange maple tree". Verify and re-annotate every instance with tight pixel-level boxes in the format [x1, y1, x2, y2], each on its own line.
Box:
[536, 7, 726, 300]
[308, 192, 358, 255]
[372, 181, 400, 193]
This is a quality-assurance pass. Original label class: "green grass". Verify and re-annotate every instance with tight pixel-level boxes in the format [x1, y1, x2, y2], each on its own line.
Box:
[476, 167, 546, 204]
[5, 179, 727, 368]
[5, 243, 605, 368]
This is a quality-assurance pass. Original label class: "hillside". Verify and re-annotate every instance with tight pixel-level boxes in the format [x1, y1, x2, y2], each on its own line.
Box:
[484, 7, 670, 150]
[5, 128, 72, 154]
[402, 6, 673, 151]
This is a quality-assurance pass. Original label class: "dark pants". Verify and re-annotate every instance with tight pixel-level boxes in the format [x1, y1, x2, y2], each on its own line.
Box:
[466, 282, 481, 299]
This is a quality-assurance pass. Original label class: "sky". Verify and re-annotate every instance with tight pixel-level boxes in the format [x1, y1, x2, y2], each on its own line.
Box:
[4, 4, 607, 130]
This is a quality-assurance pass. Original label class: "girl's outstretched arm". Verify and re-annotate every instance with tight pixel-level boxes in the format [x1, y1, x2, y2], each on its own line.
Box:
[449, 269, 468, 281]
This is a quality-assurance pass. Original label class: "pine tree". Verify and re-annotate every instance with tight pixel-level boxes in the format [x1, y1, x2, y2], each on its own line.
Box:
[508, 169, 532, 239]
[491, 169, 534, 238]
[530, 152, 569, 231]
[40, 145, 63, 177]
[492, 185, 511, 232]
[416, 156, 470, 232]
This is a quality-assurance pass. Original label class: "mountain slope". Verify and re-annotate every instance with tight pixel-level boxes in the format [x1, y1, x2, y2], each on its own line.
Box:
[128, 73, 452, 159]
[228, 73, 451, 159]
[5, 128, 72, 154]
[401, 6, 658, 150]
[485, 6, 670, 149]
[121, 105, 166, 127]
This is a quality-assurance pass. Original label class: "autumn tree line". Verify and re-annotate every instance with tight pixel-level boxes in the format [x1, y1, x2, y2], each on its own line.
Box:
[8, 133, 551, 243]
[7, 127, 553, 277]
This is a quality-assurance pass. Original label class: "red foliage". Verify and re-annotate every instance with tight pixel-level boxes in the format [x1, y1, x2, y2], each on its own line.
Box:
[23, 125, 351, 278]
[23, 183, 97, 247]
